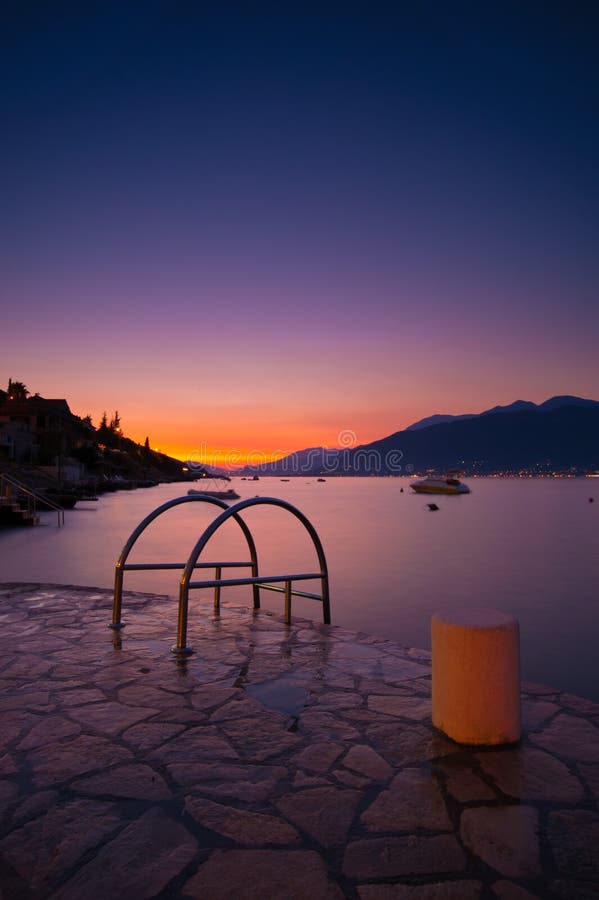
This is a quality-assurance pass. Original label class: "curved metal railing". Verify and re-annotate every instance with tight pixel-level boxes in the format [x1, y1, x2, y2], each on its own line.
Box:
[110, 495, 259, 628]
[175, 496, 330, 653]
[110, 494, 330, 655]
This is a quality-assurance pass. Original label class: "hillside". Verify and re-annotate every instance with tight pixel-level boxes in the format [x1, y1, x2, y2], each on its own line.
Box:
[352, 405, 599, 475]
[239, 397, 599, 476]
[0, 388, 194, 491]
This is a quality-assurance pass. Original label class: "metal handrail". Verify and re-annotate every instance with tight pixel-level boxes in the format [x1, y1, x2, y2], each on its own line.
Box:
[109, 494, 331, 656]
[175, 496, 330, 654]
[0, 472, 64, 526]
[110, 494, 260, 628]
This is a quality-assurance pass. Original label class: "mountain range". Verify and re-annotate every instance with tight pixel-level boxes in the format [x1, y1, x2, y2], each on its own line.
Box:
[237, 396, 599, 476]
[405, 395, 599, 431]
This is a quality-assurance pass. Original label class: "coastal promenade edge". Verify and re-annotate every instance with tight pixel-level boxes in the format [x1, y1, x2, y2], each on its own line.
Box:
[0, 583, 598, 898]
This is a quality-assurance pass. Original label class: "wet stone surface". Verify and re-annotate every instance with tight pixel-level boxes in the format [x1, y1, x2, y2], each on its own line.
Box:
[0, 583, 598, 897]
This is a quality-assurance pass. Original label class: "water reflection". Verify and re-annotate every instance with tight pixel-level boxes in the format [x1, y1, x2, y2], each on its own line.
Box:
[245, 670, 309, 717]
[1, 477, 597, 698]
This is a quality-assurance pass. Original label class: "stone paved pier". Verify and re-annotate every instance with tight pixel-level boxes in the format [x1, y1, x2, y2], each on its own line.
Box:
[1, 583, 598, 898]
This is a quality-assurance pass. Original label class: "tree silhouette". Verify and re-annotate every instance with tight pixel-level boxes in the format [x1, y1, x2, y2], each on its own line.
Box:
[97, 411, 110, 442]
[7, 379, 29, 400]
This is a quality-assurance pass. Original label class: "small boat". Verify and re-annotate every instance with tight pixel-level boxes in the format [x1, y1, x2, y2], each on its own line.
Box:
[187, 464, 240, 500]
[188, 488, 240, 500]
[317, 478, 326, 482]
[410, 473, 470, 495]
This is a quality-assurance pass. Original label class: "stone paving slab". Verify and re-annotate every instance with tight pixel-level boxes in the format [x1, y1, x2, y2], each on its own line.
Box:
[0, 583, 598, 898]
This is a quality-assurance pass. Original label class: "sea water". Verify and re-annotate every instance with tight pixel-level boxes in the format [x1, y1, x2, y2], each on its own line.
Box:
[1, 476, 597, 700]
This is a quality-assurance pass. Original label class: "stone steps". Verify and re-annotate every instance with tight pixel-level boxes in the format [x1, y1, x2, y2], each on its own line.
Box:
[0, 494, 41, 526]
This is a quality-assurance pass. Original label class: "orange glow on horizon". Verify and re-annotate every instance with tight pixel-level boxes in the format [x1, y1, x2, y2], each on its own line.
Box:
[117, 415, 397, 468]
[94, 407, 441, 465]
[157, 445, 294, 467]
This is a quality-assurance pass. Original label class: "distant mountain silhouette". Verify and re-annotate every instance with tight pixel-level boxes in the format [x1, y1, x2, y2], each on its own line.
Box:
[238, 396, 599, 476]
[350, 404, 599, 475]
[239, 446, 339, 477]
[406, 413, 475, 431]
[537, 395, 599, 412]
[406, 395, 598, 430]
[479, 400, 538, 417]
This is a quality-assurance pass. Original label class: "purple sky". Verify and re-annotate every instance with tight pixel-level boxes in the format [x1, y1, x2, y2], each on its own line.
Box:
[2, 3, 598, 462]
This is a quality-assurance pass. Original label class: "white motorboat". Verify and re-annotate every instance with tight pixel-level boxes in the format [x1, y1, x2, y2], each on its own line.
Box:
[187, 487, 240, 500]
[187, 468, 240, 500]
[410, 473, 470, 495]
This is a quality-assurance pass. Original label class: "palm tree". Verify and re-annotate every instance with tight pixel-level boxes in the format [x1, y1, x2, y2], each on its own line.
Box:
[7, 379, 29, 400]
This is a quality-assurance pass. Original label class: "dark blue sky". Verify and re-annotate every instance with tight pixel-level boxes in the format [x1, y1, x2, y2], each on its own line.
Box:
[2, 2, 598, 459]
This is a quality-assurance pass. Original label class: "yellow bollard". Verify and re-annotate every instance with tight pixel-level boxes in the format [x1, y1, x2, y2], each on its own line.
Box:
[432, 608, 521, 745]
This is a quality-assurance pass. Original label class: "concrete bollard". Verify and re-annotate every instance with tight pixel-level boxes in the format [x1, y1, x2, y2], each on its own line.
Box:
[432, 608, 521, 745]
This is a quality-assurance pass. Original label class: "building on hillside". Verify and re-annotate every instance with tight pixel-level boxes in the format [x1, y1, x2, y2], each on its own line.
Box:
[0, 396, 89, 465]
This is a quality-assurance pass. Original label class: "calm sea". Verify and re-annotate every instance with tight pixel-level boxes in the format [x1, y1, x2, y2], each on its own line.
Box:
[1, 477, 597, 700]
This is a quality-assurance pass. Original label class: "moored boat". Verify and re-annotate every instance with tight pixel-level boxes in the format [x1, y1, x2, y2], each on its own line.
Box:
[187, 488, 240, 500]
[410, 473, 470, 495]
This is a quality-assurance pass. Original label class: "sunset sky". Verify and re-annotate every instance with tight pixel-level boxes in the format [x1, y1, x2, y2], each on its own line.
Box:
[2, 3, 598, 463]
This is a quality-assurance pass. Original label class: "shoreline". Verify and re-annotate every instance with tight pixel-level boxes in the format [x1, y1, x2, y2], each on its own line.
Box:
[1, 476, 597, 704]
